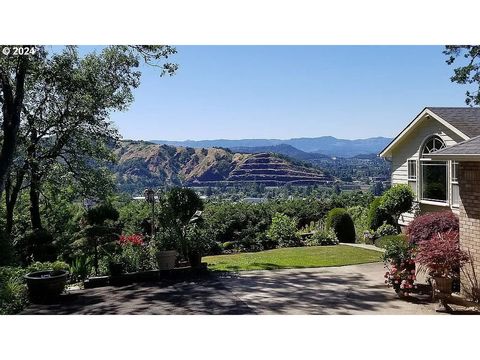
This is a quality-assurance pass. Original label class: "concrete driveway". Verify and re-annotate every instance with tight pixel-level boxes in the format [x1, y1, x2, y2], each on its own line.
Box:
[22, 262, 436, 315]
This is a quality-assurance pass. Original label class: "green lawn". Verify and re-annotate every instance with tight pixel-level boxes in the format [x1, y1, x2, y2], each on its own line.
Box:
[203, 245, 383, 271]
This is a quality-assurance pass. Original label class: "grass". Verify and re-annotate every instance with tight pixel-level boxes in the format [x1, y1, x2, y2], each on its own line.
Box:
[203, 245, 383, 271]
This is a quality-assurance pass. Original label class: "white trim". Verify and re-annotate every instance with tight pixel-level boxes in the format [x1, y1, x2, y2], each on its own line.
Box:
[379, 108, 470, 158]
[419, 199, 450, 207]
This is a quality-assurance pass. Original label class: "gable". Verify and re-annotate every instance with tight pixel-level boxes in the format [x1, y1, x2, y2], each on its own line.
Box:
[379, 108, 470, 158]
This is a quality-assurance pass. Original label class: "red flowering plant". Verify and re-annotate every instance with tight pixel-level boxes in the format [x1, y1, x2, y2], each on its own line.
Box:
[415, 230, 469, 279]
[118, 234, 144, 246]
[382, 237, 417, 296]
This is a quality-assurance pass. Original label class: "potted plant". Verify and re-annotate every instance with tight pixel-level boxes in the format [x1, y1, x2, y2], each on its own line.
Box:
[382, 236, 416, 297]
[154, 229, 178, 270]
[24, 269, 69, 301]
[415, 230, 469, 296]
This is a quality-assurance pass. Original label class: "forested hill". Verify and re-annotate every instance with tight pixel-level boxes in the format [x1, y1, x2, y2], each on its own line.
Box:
[113, 141, 333, 194]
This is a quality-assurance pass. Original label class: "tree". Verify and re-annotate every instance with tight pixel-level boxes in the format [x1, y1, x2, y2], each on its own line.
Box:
[444, 46, 480, 106]
[380, 184, 414, 229]
[3, 46, 177, 232]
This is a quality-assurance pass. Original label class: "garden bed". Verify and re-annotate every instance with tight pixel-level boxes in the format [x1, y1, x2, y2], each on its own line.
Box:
[84, 263, 208, 288]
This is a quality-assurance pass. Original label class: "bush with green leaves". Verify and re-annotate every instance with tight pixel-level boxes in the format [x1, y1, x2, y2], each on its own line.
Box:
[375, 222, 398, 238]
[0, 267, 28, 315]
[305, 229, 338, 246]
[267, 213, 300, 248]
[367, 197, 394, 231]
[375, 234, 408, 249]
[380, 184, 414, 227]
[325, 208, 356, 243]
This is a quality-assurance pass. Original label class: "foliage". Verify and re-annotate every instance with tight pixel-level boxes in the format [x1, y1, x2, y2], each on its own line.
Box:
[382, 236, 416, 296]
[348, 205, 369, 242]
[325, 208, 356, 243]
[375, 222, 398, 238]
[86, 203, 119, 226]
[415, 230, 469, 278]
[380, 184, 414, 226]
[367, 197, 394, 231]
[305, 229, 338, 246]
[444, 46, 480, 106]
[15, 228, 57, 265]
[69, 256, 92, 282]
[267, 213, 301, 248]
[375, 234, 407, 249]
[0, 267, 28, 315]
[406, 211, 458, 245]
[156, 187, 204, 256]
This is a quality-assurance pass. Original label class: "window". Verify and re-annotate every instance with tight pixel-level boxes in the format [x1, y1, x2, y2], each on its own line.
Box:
[408, 160, 417, 180]
[452, 161, 459, 207]
[420, 136, 447, 203]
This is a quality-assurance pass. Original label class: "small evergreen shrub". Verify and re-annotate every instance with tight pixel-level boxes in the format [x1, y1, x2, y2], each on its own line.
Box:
[325, 208, 356, 243]
[367, 197, 394, 231]
[375, 222, 398, 238]
[305, 229, 338, 246]
[406, 211, 459, 244]
[222, 241, 236, 251]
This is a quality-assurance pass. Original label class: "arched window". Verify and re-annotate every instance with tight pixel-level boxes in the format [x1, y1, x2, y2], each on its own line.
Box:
[421, 136, 448, 202]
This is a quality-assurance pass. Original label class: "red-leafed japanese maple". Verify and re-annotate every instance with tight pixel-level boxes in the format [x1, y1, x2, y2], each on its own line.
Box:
[415, 230, 469, 278]
[406, 211, 459, 245]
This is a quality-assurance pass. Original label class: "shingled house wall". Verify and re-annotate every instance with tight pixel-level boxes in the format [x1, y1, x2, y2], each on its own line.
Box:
[458, 162, 480, 296]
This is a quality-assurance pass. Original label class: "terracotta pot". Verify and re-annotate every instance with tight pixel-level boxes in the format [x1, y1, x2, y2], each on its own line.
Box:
[156, 250, 177, 270]
[434, 277, 453, 295]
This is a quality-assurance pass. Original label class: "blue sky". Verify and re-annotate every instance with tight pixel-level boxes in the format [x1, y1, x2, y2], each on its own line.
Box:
[105, 46, 469, 141]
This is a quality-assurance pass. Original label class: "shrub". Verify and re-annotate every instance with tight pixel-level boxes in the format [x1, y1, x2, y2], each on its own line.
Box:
[382, 235, 416, 296]
[380, 184, 414, 226]
[415, 230, 469, 278]
[367, 197, 394, 231]
[375, 222, 398, 238]
[267, 213, 300, 248]
[222, 241, 236, 251]
[406, 211, 458, 245]
[305, 229, 338, 246]
[375, 234, 407, 249]
[0, 267, 28, 315]
[325, 208, 356, 243]
[15, 229, 57, 265]
[86, 203, 119, 225]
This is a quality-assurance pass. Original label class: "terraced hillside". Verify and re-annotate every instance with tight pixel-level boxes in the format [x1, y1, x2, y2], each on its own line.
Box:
[113, 140, 332, 193]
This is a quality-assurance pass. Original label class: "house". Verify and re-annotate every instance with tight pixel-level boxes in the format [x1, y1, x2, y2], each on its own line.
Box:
[379, 107, 480, 226]
[380, 106, 480, 294]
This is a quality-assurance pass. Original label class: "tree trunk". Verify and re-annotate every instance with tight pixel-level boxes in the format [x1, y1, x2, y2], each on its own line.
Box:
[5, 165, 27, 235]
[0, 57, 28, 200]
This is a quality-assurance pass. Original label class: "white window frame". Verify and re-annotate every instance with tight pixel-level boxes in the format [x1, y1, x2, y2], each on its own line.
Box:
[451, 161, 459, 208]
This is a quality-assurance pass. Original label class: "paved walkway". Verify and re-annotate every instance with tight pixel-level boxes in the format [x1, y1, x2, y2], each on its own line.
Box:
[22, 263, 436, 315]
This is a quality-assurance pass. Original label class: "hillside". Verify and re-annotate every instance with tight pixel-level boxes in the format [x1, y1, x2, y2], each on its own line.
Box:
[230, 144, 330, 161]
[151, 136, 392, 158]
[113, 141, 332, 194]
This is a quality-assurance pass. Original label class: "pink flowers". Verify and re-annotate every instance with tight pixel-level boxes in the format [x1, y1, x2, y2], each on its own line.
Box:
[118, 234, 144, 246]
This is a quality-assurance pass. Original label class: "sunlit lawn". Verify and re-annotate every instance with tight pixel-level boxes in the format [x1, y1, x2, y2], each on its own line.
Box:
[203, 245, 382, 271]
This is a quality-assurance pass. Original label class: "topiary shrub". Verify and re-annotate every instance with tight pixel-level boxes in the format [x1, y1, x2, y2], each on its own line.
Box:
[325, 208, 356, 243]
[406, 211, 459, 245]
[367, 197, 394, 231]
[15, 229, 57, 265]
[380, 184, 414, 227]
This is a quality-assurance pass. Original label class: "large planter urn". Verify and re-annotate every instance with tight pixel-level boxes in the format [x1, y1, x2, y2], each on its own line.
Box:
[434, 277, 453, 295]
[24, 270, 68, 301]
[156, 250, 177, 270]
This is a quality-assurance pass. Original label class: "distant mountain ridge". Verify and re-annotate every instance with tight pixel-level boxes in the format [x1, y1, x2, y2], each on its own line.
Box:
[113, 141, 333, 194]
[150, 136, 392, 158]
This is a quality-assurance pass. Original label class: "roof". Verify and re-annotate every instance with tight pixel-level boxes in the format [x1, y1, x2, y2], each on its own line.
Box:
[427, 107, 480, 138]
[428, 135, 480, 161]
[379, 107, 480, 158]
